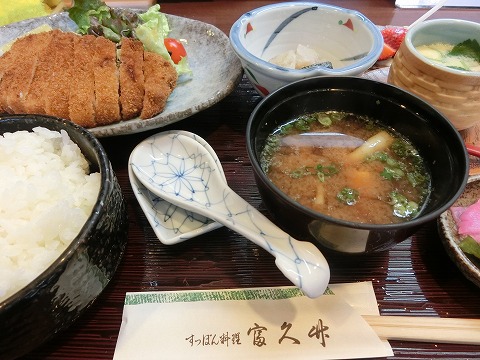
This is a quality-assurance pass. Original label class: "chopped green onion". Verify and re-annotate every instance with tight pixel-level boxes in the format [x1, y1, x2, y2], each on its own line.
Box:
[337, 188, 359, 205]
[317, 115, 332, 126]
[290, 163, 338, 182]
[381, 167, 404, 180]
[390, 191, 418, 218]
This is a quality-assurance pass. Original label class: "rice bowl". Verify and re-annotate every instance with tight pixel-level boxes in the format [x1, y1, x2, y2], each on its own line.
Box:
[0, 114, 128, 360]
[0, 127, 101, 302]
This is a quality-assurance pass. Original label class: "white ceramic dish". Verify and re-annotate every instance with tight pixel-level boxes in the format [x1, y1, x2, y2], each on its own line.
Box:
[0, 11, 243, 137]
[438, 174, 480, 288]
[128, 130, 225, 244]
[229, 2, 383, 96]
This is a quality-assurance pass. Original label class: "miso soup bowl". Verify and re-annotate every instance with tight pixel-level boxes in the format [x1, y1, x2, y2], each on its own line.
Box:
[246, 76, 469, 254]
[388, 19, 480, 131]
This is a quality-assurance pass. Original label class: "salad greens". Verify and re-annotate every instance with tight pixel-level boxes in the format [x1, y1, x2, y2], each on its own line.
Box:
[68, 0, 191, 75]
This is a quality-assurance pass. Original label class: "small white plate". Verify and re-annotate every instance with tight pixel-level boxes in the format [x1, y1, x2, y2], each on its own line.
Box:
[438, 174, 480, 288]
[128, 130, 225, 244]
[0, 11, 243, 137]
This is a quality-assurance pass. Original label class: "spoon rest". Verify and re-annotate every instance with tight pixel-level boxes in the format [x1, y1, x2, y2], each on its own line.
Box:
[128, 130, 225, 244]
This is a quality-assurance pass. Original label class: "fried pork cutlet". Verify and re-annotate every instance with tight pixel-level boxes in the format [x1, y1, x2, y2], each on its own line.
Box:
[0, 32, 51, 114]
[3, 31, 53, 114]
[45, 31, 75, 119]
[119, 37, 145, 120]
[141, 51, 177, 119]
[93, 36, 121, 125]
[0, 53, 12, 113]
[0, 45, 22, 114]
[24, 29, 60, 115]
[0, 30, 178, 127]
[69, 34, 96, 128]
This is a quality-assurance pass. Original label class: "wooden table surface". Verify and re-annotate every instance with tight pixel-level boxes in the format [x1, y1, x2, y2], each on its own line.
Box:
[21, 1, 480, 359]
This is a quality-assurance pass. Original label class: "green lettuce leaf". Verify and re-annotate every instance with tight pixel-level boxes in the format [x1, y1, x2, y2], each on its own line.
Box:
[68, 0, 112, 35]
[136, 5, 191, 75]
[68, 2, 191, 75]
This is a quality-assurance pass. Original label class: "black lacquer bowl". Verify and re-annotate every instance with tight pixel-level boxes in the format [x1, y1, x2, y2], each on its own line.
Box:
[246, 76, 469, 254]
[0, 115, 128, 359]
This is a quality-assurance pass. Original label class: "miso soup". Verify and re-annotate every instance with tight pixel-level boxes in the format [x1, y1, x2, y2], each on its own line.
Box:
[261, 111, 431, 224]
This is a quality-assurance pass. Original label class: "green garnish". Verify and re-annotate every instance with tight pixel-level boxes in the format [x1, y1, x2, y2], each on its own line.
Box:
[406, 171, 428, 188]
[368, 151, 406, 181]
[449, 39, 480, 63]
[279, 123, 294, 135]
[294, 118, 312, 131]
[318, 164, 338, 175]
[317, 116, 332, 126]
[290, 164, 339, 182]
[390, 191, 419, 218]
[260, 135, 280, 173]
[290, 166, 312, 179]
[68, 1, 191, 75]
[68, 0, 137, 42]
[459, 236, 480, 260]
[381, 167, 404, 180]
[337, 188, 359, 205]
[369, 145, 427, 190]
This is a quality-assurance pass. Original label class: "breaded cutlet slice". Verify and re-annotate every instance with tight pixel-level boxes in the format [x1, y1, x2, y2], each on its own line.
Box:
[119, 37, 145, 120]
[0, 51, 17, 113]
[0, 34, 42, 113]
[24, 29, 61, 115]
[69, 34, 96, 128]
[4, 31, 53, 114]
[140, 51, 177, 119]
[93, 36, 120, 125]
[44, 30, 75, 119]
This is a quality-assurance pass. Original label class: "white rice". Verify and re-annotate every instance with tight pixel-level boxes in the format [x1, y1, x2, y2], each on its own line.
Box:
[0, 127, 101, 302]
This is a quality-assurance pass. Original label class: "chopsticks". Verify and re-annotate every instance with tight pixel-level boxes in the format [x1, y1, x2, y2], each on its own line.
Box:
[363, 315, 480, 345]
[466, 143, 480, 158]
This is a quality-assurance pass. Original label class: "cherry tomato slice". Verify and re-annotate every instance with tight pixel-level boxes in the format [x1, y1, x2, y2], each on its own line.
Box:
[164, 38, 187, 64]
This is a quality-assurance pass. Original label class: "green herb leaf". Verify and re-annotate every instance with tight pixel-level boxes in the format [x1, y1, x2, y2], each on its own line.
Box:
[449, 39, 480, 63]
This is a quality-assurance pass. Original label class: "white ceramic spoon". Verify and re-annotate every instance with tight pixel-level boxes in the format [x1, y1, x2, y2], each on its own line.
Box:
[130, 132, 330, 298]
[128, 130, 225, 245]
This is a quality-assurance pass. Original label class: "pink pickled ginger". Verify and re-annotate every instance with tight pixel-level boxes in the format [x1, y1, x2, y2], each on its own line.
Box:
[451, 199, 480, 242]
